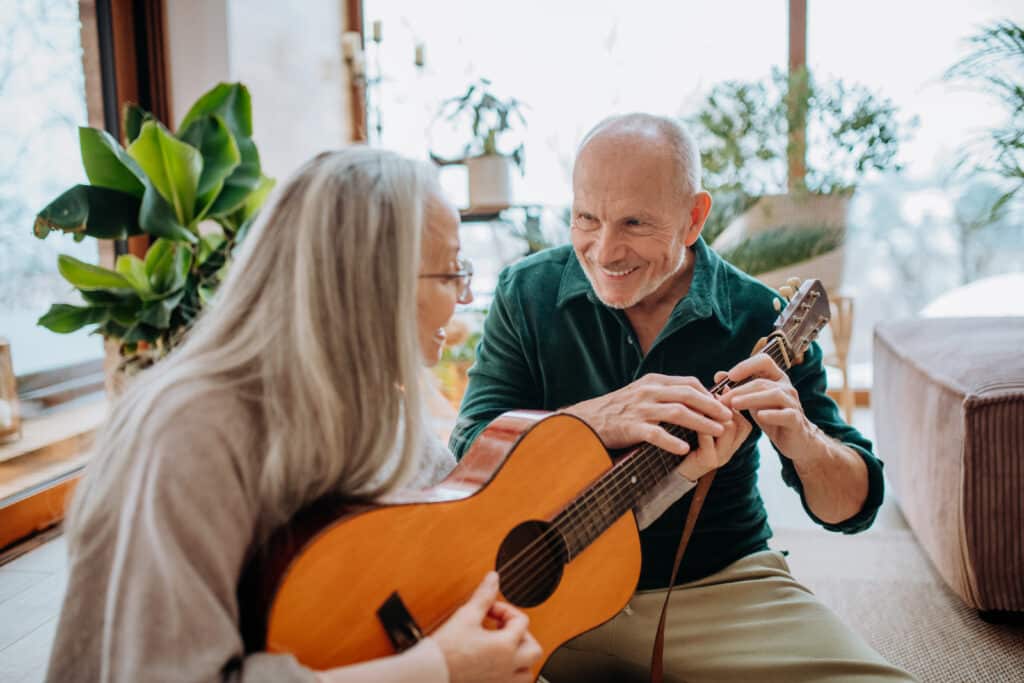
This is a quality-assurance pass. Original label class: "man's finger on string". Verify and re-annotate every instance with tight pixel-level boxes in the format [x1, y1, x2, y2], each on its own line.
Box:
[728, 352, 786, 384]
[643, 423, 691, 456]
[654, 403, 726, 437]
[752, 408, 801, 428]
[654, 386, 732, 421]
[723, 389, 792, 413]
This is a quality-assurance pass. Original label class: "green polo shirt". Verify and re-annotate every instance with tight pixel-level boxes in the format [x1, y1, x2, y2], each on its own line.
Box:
[450, 237, 884, 589]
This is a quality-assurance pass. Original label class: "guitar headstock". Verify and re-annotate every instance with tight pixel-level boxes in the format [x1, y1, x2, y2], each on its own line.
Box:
[773, 279, 831, 364]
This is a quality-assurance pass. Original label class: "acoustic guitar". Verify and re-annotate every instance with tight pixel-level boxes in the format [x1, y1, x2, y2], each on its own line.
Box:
[239, 278, 832, 678]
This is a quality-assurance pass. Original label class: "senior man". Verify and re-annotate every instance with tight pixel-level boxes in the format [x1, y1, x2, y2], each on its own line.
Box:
[450, 113, 912, 682]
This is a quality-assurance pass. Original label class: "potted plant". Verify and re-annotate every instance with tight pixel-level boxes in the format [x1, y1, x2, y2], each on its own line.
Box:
[431, 78, 526, 211]
[946, 19, 1024, 222]
[689, 67, 913, 292]
[32, 82, 274, 381]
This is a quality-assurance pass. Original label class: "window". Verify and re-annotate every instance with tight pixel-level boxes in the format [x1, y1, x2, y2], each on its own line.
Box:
[366, 0, 1023, 390]
[365, 0, 786, 210]
[809, 0, 1024, 381]
[0, 0, 102, 378]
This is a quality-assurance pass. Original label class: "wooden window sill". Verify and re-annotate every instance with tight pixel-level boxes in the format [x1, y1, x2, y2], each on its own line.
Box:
[0, 399, 107, 550]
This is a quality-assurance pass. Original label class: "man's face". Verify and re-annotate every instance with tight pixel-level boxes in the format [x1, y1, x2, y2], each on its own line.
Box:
[571, 135, 694, 310]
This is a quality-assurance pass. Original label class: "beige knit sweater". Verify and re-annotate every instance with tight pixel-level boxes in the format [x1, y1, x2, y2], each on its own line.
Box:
[45, 394, 452, 683]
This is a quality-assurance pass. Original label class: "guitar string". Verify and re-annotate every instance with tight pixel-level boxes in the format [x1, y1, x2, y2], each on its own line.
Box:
[493, 340, 792, 602]
[415, 339, 795, 635]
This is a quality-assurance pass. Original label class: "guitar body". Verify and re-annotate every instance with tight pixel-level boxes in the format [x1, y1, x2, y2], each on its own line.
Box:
[241, 411, 642, 677]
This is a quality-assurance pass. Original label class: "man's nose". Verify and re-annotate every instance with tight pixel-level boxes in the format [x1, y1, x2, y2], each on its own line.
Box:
[592, 226, 626, 264]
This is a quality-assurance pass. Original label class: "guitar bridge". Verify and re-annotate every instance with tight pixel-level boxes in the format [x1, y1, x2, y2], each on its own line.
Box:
[376, 591, 423, 652]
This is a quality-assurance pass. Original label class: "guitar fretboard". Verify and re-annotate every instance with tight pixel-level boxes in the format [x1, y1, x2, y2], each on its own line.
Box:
[550, 337, 791, 560]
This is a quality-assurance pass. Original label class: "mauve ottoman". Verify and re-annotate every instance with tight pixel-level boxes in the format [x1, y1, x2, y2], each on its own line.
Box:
[873, 317, 1023, 616]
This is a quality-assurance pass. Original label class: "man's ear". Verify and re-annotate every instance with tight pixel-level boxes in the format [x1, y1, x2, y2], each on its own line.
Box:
[684, 191, 713, 246]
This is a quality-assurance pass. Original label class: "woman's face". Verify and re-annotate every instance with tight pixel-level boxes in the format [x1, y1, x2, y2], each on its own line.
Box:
[416, 194, 470, 366]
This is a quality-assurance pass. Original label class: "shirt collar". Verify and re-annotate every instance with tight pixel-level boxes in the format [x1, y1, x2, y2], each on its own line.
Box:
[555, 236, 733, 330]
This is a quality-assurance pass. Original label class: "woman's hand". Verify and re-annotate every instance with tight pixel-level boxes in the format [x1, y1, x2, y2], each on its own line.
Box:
[432, 572, 543, 683]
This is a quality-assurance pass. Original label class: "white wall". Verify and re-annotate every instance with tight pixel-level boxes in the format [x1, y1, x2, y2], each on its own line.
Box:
[164, 0, 231, 130]
[164, 0, 354, 181]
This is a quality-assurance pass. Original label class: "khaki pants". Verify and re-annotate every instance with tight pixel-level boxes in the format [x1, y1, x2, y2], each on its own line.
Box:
[541, 550, 914, 683]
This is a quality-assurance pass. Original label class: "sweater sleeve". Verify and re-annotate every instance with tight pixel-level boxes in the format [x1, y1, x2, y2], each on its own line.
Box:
[633, 470, 698, 530]
[775, 341, 885, 534]
[49, 416, 448, 683]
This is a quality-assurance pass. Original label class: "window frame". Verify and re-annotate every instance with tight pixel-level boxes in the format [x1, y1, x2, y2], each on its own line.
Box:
[13, 0, 170, 410]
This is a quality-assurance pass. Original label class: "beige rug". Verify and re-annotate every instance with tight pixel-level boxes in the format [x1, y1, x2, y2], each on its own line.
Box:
[772, 526, 1024, 682]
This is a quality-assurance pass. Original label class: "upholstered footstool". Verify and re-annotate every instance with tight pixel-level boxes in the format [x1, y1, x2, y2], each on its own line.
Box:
[873, 317, 1024, 618]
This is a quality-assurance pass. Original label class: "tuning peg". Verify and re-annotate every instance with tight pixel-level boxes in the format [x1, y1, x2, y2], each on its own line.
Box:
[779, 285, 795, 300]
[786, 277, 802, 290]
[772, 297, 782, 312]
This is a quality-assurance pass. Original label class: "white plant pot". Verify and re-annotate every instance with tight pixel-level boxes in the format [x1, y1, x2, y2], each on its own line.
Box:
[466, 154, 514, 211]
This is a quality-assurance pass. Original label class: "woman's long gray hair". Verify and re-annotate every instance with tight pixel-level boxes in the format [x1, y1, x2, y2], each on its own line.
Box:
[68, 147, 435, 537]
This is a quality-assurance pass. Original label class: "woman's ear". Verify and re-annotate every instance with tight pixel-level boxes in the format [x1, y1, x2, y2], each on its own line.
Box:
[684, 191, 713, 246]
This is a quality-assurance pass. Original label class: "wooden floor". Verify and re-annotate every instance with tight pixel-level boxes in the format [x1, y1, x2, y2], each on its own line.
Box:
[0, 533, 67, 683]
[0, 409, 905, 682]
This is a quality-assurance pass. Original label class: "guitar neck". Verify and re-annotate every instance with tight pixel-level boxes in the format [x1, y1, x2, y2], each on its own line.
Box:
[553, 336, 793, 559]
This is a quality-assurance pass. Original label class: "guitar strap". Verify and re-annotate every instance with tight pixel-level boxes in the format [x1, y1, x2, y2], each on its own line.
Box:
[649, 469, 717, 683]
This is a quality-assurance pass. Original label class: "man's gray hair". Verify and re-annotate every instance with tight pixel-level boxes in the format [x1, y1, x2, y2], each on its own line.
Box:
[578, 113, 703, 198]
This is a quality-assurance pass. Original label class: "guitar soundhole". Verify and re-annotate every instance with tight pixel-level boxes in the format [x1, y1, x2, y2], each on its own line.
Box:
[496, 520, 568, 608]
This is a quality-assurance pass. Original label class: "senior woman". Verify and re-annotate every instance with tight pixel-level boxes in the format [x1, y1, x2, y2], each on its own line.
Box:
[46, 148, 541, 683]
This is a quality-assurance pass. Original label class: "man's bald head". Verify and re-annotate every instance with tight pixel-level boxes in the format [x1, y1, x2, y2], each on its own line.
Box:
[575, 113, 703, 201]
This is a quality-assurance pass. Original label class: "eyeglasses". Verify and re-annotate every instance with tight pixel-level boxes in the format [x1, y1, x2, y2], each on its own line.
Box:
[419, 257, 474, 304]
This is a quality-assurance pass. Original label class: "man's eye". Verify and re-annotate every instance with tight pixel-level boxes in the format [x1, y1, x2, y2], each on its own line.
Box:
[625, 218, 643, 227]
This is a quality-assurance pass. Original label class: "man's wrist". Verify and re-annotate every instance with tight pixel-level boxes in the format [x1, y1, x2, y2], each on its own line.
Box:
[792, 422, 836, 478]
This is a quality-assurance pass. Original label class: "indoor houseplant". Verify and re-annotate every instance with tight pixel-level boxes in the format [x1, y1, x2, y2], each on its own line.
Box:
[32, 82, 274, 376]
[946, 19, 1024, 221]
[431, 78, 526, 210]
[690, 67, 913, 291]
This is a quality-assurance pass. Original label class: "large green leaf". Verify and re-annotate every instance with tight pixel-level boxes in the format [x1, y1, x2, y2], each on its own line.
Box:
[227, 174, 275, 231]
[115, 254, 157, 300]
[34, 185, 142, 240]
[139, 289, 186, 329]
[57, 254, 132, 290]
[80, 288, 139, 305]
[127, 120, 203, 226]
[108, 299, 144, 327]
[37, 304, 108, 334]
[197, 232, 226, 266]
[138, 179, 198, 243]
[177, 114, 241, 219]
[179, 83, 253, 139]
[79, 127, 145, 196]
[123, 104, 155, 145]
[145, 238, 192, 294]
[206, 136, 261, 217]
